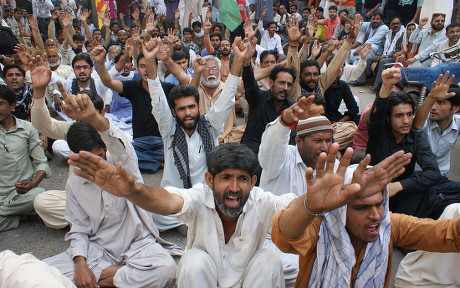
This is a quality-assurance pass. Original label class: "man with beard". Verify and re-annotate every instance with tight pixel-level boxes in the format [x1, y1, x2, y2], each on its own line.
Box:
[147, 37, 242, 188]
[171, 33, 197, 68]
[406, 13, 447, 67]
[431, 23, 460, 67]
[331, 9, 350, 40]
[367, 67, 442, 217]
[66, 141, 296, 288]
[3, 64, 33, 121]
[315, 5, 340, 39]
[201, 32, 222, 57]
[347, 12, 389, 65]
[48, 53, 113, 111]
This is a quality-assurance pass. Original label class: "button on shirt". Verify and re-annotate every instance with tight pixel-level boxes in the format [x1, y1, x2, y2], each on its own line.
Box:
[417, 116, 460, 176]
[166, 184, 295, 287]
[258, 21, 284, 56]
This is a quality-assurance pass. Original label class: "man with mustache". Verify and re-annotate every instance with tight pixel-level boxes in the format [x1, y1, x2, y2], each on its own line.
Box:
[366, 67, 442, 217]
[430, 23, 460, 67]
[146, 37, 242, 189]
[406, 13, 447, 67]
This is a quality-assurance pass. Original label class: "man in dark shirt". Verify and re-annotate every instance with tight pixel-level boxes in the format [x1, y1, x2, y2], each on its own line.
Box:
[323, 67, 359, 123]
[240, 63, 296, 157]
[367, 67, 442, 217]
[92, 45, 174, 173]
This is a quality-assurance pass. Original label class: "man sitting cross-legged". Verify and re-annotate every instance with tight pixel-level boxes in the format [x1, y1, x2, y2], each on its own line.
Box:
[68, 141, 297, 288]
[44, 91, 181, 288]
[272, 145, 460, 287]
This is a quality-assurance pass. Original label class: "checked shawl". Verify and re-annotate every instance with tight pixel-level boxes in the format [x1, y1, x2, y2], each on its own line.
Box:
[172, 115, 214, 188]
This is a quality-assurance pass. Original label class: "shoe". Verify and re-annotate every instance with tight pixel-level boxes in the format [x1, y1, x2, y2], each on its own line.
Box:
[350, 80, 365, 86]
[370, 85, 376, 91]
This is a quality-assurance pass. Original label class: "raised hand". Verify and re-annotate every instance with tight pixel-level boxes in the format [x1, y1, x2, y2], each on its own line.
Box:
[360, 43, 372, 59]
[90, 45, 107, 63]
[14, 44, 31, 65]
[60, 11, 72, 27]
[193, 56, 207, 74]
[310, 40, 321, 58]
[28, 15, 39, 31]
[79, 9, 90, 22]
[304, 144, 361, 214]
[348, 22, 361, 41]
[68, 151, 138, 198]
[419, 17, 429, 28]
[132, 8, 140, 21]
[142, 38, 161, 61]
[232, 36, 247, 59]
[57, 81, 100, 124]
[350, 151, 411, 200]
[261, 7, 267, 18]
[146, 14, 155, 32]
[282, 95, 325, 123]
[430, 71, 456, 100]
[165, 28, 175, 45]
[155, 42, 170, 62]
[175, 9, 180, 20]
[287, 16, 304, 44]
[244, 18, 258, 40]
[51, 10, 59, 21]
[381, 67, 402, 86]
[204, 17, 212, 33]
[29, 54, 52, 90]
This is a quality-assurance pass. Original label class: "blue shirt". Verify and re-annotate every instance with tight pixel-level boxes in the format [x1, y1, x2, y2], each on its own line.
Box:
[164, 69, 194, 86]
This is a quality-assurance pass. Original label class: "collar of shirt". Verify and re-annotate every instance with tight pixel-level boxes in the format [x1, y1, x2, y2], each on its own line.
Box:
[429, 116, 460, 134]
[1, 116, 25, 133]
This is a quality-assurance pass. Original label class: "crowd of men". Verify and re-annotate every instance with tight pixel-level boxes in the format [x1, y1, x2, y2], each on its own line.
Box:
[1, 0, 460, 287]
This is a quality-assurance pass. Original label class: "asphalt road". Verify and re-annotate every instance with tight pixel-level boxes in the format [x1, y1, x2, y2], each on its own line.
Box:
[1, 85, 460, 287]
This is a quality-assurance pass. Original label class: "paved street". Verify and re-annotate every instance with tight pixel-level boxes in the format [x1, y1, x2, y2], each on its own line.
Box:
[1, 84, 460, 287]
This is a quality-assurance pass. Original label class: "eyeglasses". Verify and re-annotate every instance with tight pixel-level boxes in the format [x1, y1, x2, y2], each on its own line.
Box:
[203, 67, 220, 72]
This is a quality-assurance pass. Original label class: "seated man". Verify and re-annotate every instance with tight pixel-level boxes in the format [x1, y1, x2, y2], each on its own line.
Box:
[0, 85, 50, 232]
[367, 67, 442, 217]
[44, 92, 180, 287]
[272, 144, 460, 287]
[68, 142, 295, 288]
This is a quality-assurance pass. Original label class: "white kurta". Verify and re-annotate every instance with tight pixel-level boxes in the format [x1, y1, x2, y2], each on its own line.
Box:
[167, 183, 296, 287]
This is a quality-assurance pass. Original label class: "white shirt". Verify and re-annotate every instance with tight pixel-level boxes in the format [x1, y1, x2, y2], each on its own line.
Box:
[32, 0, 54, 18]
[258, 21, 284, 56]
[431, 40, 460, 67]
[417, 115, 460, 177]
[259, 118, 339, 195]
[49, 72, 113, 105]
[65, 122, 178, 259]
[148, 74, 239, 188]
[166, 183, 295, 287]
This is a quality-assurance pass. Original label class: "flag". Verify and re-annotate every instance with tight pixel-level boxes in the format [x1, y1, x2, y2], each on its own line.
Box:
[96, 0, 106, 28]
[218, 0, 242, 32]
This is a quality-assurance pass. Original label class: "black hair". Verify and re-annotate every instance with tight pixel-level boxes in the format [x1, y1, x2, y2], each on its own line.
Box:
[206, 143, 259, 177]
[78, 90, 104, 112]
[73, 33, 85, 42]
[110, 22, 119, 29]
[92, 28, 101, 34]
[372, 11, 384, 19]
[168, 85, 200, 109]
[446, 87, 460, 107]
[303, 7, 311, 13]
[269, 66, 296, 81]
[183, 27, 193, 34]
[72, 53, 94, 68]
[260, 50, 278, 63]
[446, 23, 460, 32]
[339, 9, 348, 15]
[209, 32, 222, 42]
[2, 64, 25, 78]
[317, 7, 324, 12]
[329, 5, 337, 11]
[290, 4, 298, 9]
[386, 91, 415, 118]
[67, 121, 106, 153]
[389, 16, 402, 23]
[266, 21, 277, 29]
[300, 60, 321, 75]
[211, 23, 223, 33]
[0, 85, 17, 104]
[172, 51, 188, 61]
[375, 81, 404, 98]
[192, 21, 202, 28]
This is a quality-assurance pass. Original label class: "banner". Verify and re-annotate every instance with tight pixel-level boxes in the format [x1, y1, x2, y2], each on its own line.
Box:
[218, 0, 243, 32]
[95, 0, 106, 28]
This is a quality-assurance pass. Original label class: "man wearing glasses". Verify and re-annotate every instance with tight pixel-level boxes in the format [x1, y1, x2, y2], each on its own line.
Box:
[406, 13, 447, 67]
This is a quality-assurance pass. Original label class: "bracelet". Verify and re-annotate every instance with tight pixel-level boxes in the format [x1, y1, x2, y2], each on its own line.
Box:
[289, 42, 299, 47]
[326, 48, 333, 54]
[280, 110, 298, 130]
[303, 197, 323, 216]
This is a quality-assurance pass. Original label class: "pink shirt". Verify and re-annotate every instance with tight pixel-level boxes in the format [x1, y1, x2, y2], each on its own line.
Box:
[323, 17, 341, 39]
[352, 103, 373, 151]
